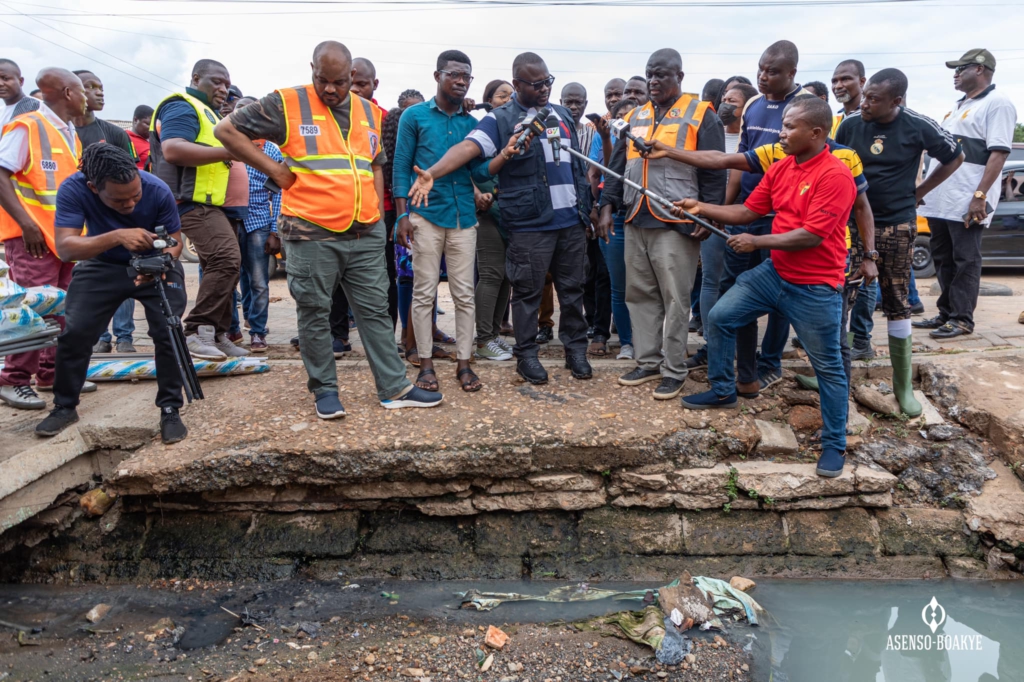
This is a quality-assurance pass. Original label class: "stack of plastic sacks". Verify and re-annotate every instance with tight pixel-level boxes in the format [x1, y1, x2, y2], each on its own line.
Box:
[0, 259, 66, 342]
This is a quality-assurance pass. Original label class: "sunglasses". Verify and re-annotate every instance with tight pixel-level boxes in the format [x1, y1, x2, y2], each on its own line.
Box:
[439, 70, 474, 84]
[515, 75, 555, 90]
[954, 64, 982, 75]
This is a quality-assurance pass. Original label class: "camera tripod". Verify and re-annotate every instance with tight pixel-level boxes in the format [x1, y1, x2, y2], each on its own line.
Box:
[153, 275, 204, 402]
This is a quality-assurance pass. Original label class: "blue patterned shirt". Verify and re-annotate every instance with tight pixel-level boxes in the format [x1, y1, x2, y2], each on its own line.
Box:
[243, 140, 283, 233]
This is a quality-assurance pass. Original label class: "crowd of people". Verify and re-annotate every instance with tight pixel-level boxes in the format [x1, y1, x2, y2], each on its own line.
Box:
[0, 41, 1016, 477]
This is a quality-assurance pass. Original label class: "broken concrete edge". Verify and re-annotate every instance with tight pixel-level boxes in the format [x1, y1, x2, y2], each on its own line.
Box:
[104, 461, 897, 515]
[3, 504, 1005, 584]
[920, 361, 1024, 477]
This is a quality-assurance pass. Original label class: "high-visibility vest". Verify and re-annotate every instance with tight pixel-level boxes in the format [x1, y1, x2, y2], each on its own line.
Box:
[277, 85, 382, 232]
[623, 93, 711, 224]
[150, 92, 230, 206]
[0, 111, 81, 255]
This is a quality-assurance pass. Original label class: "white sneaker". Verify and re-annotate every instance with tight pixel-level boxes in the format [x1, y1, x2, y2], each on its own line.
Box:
[215, 333, 250, 357]
[0, 384, 46, 410]
[617, 343, 634, 360]
[186, 324, 227, 360]
[496, 337, 513, 353]
[475, 338, 513, 361]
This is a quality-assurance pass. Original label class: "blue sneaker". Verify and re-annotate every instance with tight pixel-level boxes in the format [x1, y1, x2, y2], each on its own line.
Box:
[333, 338, 352, 358]
[381, 386, 443, 410]
[816, 448, 846, 478]
[315, 392, 346, 419]
[680, 389, 738, 410]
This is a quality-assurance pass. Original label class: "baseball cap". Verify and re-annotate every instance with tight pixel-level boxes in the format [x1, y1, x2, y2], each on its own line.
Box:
[226, 85, 243, 101]
[946, 49, 996, 71]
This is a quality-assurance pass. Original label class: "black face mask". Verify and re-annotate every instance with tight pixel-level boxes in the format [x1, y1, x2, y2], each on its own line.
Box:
[718, 102, 739, 125]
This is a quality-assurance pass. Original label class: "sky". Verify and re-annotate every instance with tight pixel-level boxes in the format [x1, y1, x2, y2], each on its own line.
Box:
[2, 0, 1023, 126]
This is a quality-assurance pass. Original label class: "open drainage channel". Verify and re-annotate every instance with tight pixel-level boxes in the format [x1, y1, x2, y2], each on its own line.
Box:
[1, 578, 1022, 680]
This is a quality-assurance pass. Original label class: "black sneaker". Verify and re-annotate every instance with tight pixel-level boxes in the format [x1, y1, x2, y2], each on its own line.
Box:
[758, 368, 784, 391]
[851, 340, 875, 361]
[516, 357, 549, 384]
[688, 316, 701, 333]
[912, 315, 946, 329]
[536, 325, 554, 344]
[684, 346, 708, 369]
[35, 406, 79, 437]
[910, 301, 925, 315]
[930, 322, 971, 340]
[160, 407, 188, 444]
[564, 353, 593, 380]
[618, 367, 661, 386]
[654, 377, 685, 400]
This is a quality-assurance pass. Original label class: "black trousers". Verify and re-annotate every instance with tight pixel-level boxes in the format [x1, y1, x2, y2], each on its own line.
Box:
[929, 217, 983, 331]
[506, 224, 589, 358]
[583, 236, 612, 340]
[54, 259, 188, 410]
[330, 210, 399, 339]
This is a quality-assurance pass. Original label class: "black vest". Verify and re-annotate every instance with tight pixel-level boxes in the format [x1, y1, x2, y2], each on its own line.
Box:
[491, 101, 592, 231]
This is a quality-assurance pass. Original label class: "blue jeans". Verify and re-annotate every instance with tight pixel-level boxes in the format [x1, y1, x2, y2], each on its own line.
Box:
[720, 217, 789, 383]
[699, 229, 727, 325]
[597, 211, 632, 347]
[850, 280, 877, 344]
[99, 299, 135, 344]
[708, 260, 847, 451]
[231, 225, 272, 336]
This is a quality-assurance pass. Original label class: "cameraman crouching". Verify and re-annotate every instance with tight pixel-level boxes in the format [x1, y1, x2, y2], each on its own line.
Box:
[35, 143, 189, 444]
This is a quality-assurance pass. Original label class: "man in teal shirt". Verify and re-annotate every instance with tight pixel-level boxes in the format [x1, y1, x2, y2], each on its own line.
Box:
[393, 49, 484, 394]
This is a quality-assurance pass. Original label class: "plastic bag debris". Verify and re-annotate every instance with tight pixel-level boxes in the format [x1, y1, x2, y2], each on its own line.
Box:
[0, 305, 45, 342]
[22, 285, 65, 316]
[656, 615, 692, 665]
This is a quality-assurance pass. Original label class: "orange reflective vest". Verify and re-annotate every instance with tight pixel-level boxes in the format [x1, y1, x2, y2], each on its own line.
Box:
[623, 93, 711, 224]
[277, 85, 382, 232]
[0, 111, 82, 255]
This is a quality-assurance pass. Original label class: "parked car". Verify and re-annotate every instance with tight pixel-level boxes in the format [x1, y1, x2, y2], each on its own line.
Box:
[913, 159, 1024, 277]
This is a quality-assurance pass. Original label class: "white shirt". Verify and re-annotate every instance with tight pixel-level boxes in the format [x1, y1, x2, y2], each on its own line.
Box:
[918, 85, 1017, 226]
[0, 95, 41, 130]
[0, 101, 77, 174]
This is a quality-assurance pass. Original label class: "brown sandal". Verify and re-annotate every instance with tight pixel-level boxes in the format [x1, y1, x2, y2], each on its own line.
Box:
[588, 340, 608, 357]
[457, 367, 482, 392]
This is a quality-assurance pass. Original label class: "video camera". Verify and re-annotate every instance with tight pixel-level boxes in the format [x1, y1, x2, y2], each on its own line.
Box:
[126, 226, 204, 402]
[128, 226, 178, 277]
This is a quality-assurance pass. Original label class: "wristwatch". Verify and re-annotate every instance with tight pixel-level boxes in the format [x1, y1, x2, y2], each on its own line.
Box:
[864, 250, 879, 261]
[974, 190, 987, 200]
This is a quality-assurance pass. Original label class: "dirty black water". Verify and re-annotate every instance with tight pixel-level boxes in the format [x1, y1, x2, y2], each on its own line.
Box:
[2, 578, 1023, 681]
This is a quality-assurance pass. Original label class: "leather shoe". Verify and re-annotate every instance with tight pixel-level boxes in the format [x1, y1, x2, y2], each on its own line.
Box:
[912, 315, 946, 329]
[930, 322, 971, 340]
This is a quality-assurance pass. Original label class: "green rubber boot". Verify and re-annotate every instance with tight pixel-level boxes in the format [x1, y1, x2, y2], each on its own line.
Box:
[795, 374, 820, 392]
[888, 335, 921, 417]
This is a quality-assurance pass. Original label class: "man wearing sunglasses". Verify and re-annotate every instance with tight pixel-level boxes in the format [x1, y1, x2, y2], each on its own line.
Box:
[406, 52, 594, 386]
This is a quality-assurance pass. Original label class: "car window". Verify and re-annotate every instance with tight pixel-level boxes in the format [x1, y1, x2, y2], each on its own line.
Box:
[1002, 171, 1024, 203]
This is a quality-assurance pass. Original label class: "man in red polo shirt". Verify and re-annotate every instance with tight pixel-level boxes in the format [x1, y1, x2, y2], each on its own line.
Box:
[671, 95, 856, 478]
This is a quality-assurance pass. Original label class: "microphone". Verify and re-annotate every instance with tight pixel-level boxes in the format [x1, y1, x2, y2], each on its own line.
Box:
[545, 114, 561, 166]
[610, 118, 653, 155]
[513, 105, 553, 152]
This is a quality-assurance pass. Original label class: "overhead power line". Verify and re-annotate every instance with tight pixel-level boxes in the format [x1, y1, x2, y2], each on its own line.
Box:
[0, 17, 174, 93]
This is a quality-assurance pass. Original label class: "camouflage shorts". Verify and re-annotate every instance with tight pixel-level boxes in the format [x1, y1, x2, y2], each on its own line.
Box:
[876, 222, 916, 321]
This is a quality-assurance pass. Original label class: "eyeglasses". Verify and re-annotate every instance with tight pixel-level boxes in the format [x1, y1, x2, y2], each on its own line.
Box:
[439, 70, 474, 84]
[515, 75, 555, 90]
[954, 64, 981, 75]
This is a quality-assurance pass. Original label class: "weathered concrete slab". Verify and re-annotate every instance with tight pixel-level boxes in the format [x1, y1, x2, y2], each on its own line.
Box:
[967, 460, 1024, 547]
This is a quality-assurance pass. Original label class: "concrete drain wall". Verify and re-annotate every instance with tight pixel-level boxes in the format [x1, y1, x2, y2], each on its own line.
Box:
[0, 502, 992, 584]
